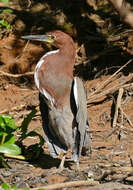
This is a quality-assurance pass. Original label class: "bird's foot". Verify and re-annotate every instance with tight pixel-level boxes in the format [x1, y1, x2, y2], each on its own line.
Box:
[75, 160, 80, 171]
[50, 156, 67, 174]
[58, 155, 66, 171]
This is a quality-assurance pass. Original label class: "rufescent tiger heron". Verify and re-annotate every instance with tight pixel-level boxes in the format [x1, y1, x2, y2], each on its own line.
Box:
[22, 30, 90, 169]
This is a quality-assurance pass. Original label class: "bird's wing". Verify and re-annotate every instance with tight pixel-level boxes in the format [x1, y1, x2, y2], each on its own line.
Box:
[72, 77, 90, 161]
[34, 60, 56, 108]
[39, 93, 67, 158]
[73, 77, 87, 121]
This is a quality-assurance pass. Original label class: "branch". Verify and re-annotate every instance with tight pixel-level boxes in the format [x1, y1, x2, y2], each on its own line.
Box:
[0, 70, 34, 78]
[30, 180, 99, 190]
[112, 88, 124, 128]
[87, 77, 133, 104]
[0, 174, 6, 183]
[87, 59, 132, 99]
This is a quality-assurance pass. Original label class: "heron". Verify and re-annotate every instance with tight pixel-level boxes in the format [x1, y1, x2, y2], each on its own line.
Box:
[22, 30, 90, 169]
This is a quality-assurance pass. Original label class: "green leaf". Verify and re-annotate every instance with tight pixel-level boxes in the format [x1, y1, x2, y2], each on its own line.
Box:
[2, 183, 18, 190]
[0, 132, 7, 137]
[20, 109, 37, 139]
[0, 144, 21, 155]
[0, 115, 12, 120]
[0, 0, 9, 4]
[1, 115, 18, 130]
[4, 134, 15, 144]
[10, 186, 18, 190]
[0, 116, 5, 130]
[0, 155, 11, 168]
[0, 115, 18, 133]
[2, 183, 11, 190]
[2, 9, 13, 14]
[27, 131, 44, 146]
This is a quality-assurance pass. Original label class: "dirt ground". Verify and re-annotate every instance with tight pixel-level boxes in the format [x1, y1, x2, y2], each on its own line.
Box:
[0, 1, 133, 189]
[0, 34, 133, 190]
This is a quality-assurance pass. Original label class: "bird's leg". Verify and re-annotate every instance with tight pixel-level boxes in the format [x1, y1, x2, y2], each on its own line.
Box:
[58, 155, 66, 170]
[75, 160, 80, 171]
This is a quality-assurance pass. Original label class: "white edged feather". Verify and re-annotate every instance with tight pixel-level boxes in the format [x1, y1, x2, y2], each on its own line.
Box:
[73, 77, 78, 108]
[34, 49, 59, 106]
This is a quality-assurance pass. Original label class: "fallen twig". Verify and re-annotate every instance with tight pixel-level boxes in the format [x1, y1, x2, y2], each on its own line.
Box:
[87, 80, 133, 104]
[112, 86, 133, 128]
[87, 59, 132, 99]
[121, 109, 133, 128]
[104, 126, 119, 140]
[30, 180, 99, 190]
[108, 0, 133, 28]
[0, 174, 6, 183]
[97, 170, 116, 181]
[0, 70, 34, 78]
[81, 182, 133, 190]
[113, 88, 124, 128]
[107, 29, 133, 42]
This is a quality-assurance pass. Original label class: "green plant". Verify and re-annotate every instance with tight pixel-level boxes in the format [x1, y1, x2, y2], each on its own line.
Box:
[2, 182, 30, 190]
[18, 109, 45, 159]
[0, 0, 12, 30]
[0, 19, 11, 29]
[0, 0, 9, 4]
[0, 115, 21, 168]
[2, 182, 46, 190]
[0, 109, 45, 168]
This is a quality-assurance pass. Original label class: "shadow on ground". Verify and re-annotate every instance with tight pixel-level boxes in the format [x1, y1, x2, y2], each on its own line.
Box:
[30, 153, 72, 169]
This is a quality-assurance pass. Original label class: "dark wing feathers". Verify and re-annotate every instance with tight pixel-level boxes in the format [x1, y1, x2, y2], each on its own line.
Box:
[72, 77, 90, 161]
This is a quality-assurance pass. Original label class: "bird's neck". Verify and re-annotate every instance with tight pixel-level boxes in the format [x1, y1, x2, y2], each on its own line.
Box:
[59, 43, 76, 63]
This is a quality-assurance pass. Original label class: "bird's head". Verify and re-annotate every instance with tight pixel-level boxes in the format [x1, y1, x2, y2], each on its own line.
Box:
[22, 30, 74, 49]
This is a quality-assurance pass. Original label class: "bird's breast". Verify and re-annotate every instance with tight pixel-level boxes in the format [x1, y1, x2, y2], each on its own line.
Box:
[34, 50, 73, 108]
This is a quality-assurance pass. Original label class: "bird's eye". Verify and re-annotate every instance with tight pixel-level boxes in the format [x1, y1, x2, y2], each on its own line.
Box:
[48, 34, 56, 40]
[51, 35, 56, 40]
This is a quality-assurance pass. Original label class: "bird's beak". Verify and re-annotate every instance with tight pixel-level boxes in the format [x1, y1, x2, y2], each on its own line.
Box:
[22, 34, 54, 44]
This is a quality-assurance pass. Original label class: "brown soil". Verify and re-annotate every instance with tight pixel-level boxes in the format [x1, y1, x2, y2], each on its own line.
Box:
[0, 35, 133, 190]
[0, 1, 133, 189]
